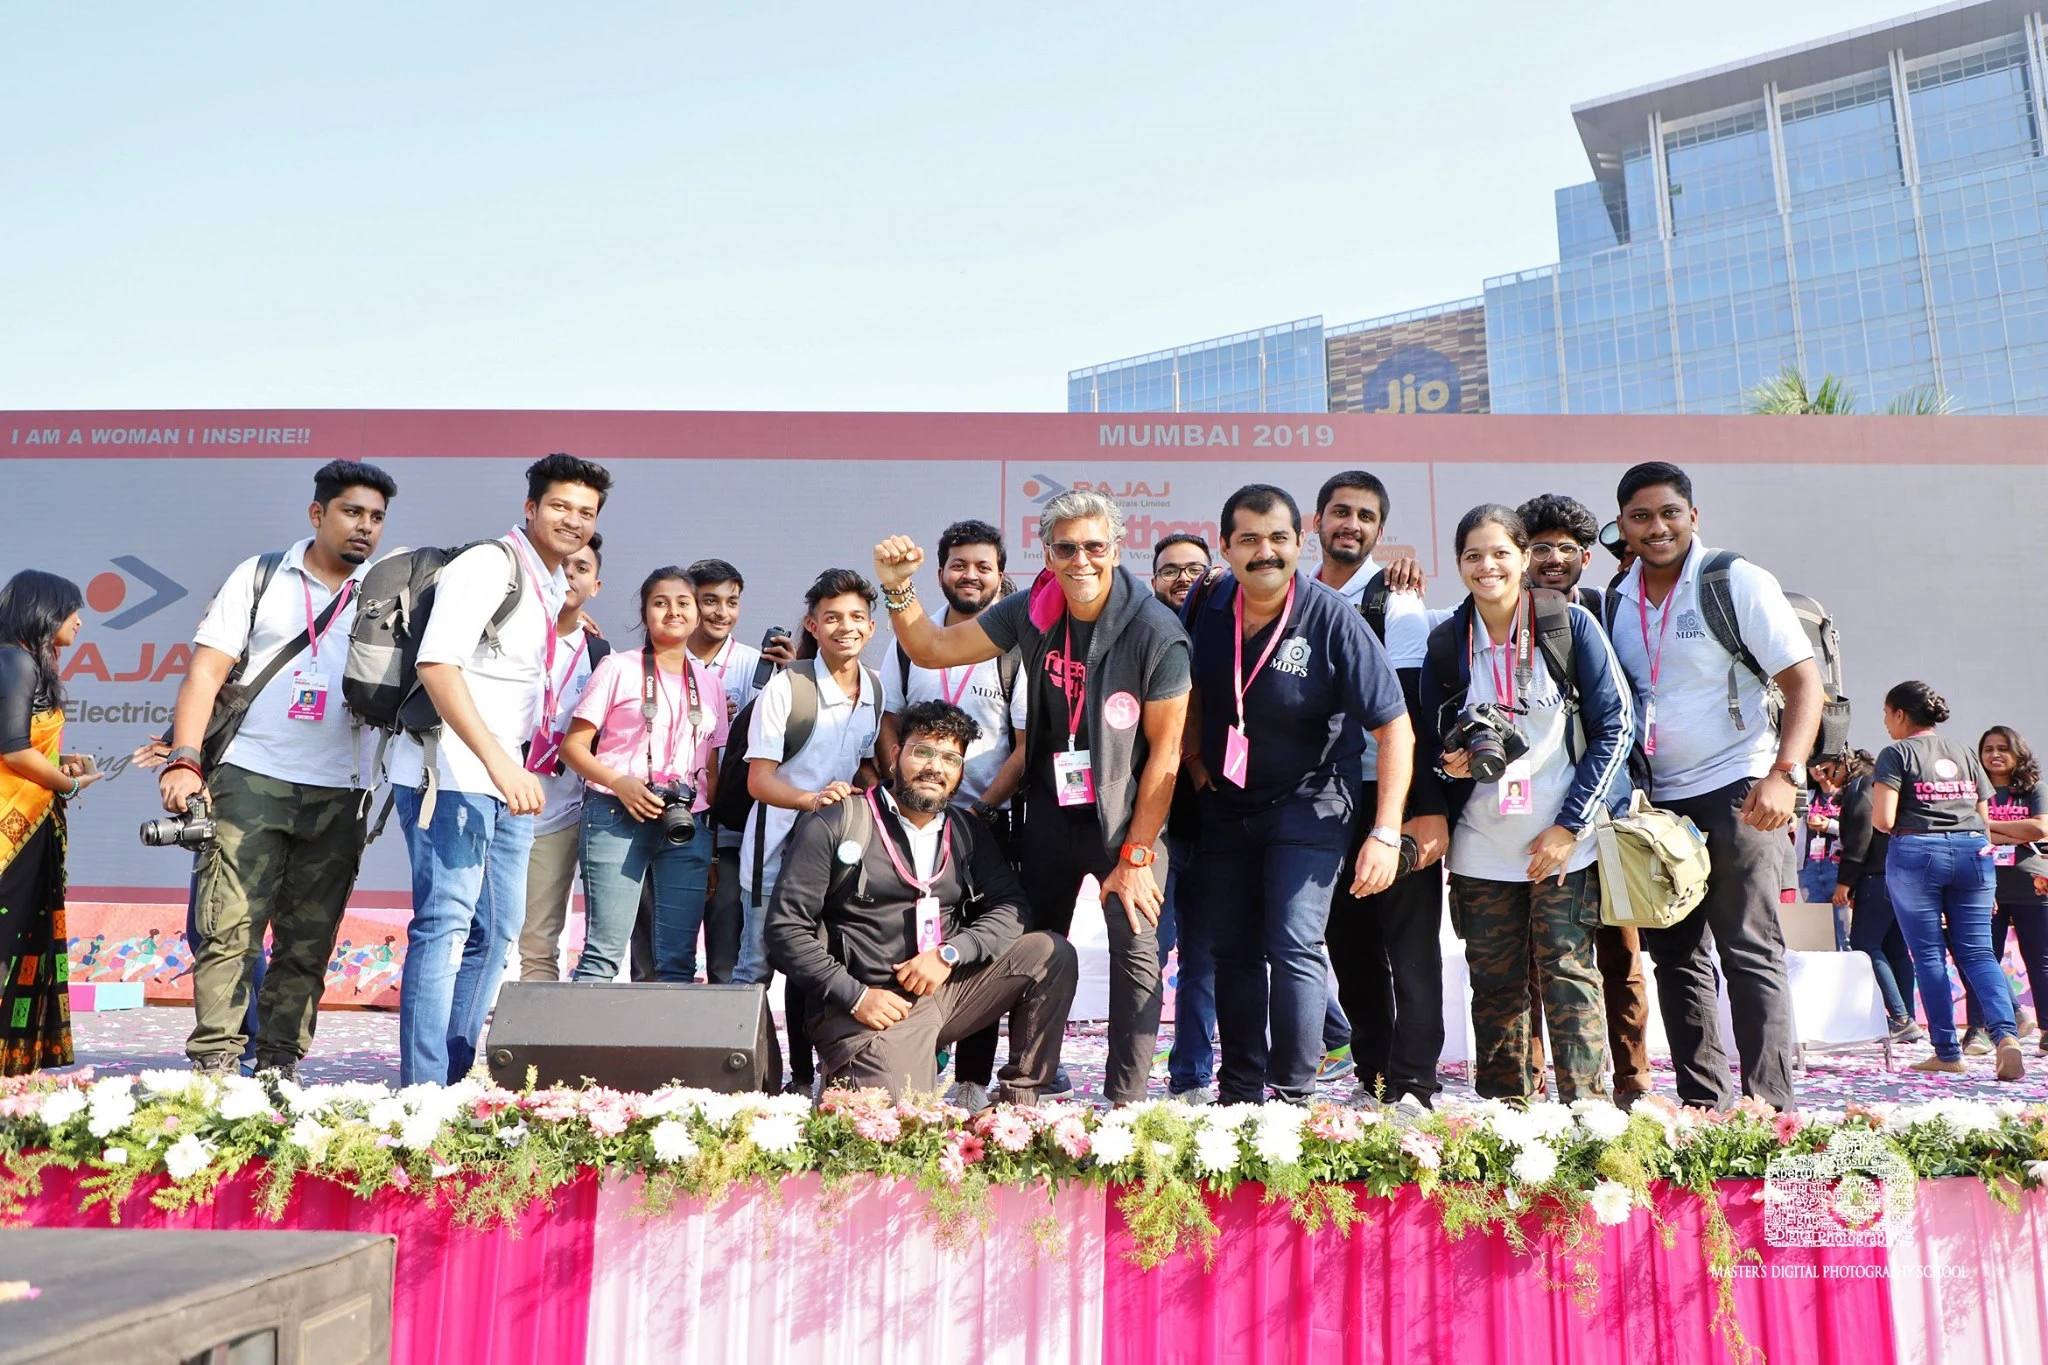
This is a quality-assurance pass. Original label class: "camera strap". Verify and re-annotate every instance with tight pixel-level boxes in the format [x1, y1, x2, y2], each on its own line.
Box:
[641, 646, 704, 783]
[1468, 594, 1534, 712]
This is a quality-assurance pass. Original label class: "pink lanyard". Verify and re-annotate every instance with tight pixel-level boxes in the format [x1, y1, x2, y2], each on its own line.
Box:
[1468, 594, 1531, 710]
[507, 531, 561, 715]
[936, 663, 974, 707]
[865, 785, 950, 894]
[299, 576, 354, 667]
[1233, 577, 1297, 727]
[1060, 616, 1086, 749]
[550, 637, 588, 720]
[700, 636, 734, 683]
[1637, 581, 1674, 699]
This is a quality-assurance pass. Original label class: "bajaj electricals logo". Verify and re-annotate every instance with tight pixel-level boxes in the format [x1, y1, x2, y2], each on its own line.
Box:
[87, 556, 187, 629]
[1020, 474, 1067, 505]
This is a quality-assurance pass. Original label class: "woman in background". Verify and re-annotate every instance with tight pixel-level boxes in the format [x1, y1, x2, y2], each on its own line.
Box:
[1974, 725, 2048, 1054]
[0, 571, 103, 1075]
[1833, 748, 1920, 1042]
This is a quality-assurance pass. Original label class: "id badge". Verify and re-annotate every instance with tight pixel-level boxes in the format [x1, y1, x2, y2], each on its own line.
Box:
[1498, 757, 1535, 816]
[915, 895, 943, 954]
[1642, 698, 1657, 757]
[1222, 725, 1251, 788]
[1995, 845, 2017, 867]
[286, 670, 329, 722]
[524, 729, 565, 776]
[1807, 840, 1828, 863]
[1053, 747, 1096, 807]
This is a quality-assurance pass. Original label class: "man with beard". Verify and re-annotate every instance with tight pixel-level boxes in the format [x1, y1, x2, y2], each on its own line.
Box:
[161, 459, 398, 1079]
[875, 489, 1191, 1105]
[1152, 531, 1219, 1100]
[766, 700, 1077, 1100]
[1152, 533, 1212, 613]
[878, 520, 1027, 1110]
[1308, 470, 1453, 1105]
[1514, 492, 1654, 1106]
[1183, 485, 1411, 1102]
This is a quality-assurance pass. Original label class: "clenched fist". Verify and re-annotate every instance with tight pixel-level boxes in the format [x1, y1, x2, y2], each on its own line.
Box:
[873, 536, 924, 590]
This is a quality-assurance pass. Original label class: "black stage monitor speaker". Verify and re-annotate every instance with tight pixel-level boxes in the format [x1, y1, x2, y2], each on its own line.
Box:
[485, 982, 774, 1093]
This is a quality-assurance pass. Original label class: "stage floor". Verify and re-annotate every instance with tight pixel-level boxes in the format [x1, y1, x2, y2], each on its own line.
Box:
[56, 1005, 2048, 1107]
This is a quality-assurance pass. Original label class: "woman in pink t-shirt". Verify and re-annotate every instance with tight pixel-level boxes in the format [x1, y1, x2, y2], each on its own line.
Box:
[562, 568, 729, 982]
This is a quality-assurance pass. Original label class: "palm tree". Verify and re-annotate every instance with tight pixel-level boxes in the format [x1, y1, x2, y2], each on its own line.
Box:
[1744, 367, 1955, 415]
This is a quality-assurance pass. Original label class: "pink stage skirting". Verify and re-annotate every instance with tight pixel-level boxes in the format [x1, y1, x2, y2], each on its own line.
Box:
[17, 1173, 2047, 1364]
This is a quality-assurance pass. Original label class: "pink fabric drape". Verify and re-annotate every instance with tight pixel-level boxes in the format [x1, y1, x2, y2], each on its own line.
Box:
[1887, 1178, 2048, 1365]
[1102, 1180, 1896, 1365]
[20, 1166, 595, 1365]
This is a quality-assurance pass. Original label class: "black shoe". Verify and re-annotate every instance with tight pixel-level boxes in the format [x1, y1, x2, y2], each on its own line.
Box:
[190, 1053, 238, 1077]
[254, 1060, 299, 1085]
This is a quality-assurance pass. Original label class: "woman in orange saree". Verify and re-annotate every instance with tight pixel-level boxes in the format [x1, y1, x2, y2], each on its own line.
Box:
[0, 571, 103, 1075]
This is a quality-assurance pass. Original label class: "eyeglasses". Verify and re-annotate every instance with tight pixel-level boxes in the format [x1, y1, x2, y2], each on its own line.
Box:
[905, 743, 965, 771]
[1047, 539, 1115, 562]
[1153, 564, 1207, 583]
[1526, 542, 1586, 561]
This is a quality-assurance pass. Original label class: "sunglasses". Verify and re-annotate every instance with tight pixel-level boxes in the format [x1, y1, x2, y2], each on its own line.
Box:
[1047, 540, 1115, 562]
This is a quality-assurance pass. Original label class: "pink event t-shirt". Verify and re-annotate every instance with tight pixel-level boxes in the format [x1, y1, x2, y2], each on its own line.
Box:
[571, 650, 730, 811]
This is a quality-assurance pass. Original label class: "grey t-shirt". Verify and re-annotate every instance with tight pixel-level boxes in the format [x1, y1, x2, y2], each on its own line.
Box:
[1874, 735, 1988, 836]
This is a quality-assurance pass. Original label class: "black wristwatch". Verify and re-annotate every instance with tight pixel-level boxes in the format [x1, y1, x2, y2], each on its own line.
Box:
[938, 943, 961, 967]
[968, 800, 998, 822]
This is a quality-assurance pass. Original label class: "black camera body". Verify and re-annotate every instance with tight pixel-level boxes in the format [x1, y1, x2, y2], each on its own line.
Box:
[141, 794, 217, 850]
[1443, 702, 1530, 784]
[651, 781, 698, 847]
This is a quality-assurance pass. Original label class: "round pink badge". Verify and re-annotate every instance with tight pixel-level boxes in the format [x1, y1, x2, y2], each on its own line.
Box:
[1103, 691, 1142, 731]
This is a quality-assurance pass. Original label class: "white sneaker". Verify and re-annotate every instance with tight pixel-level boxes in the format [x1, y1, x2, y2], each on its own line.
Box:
[1169, 1084, 1217, 1106]
[946, 1080, 993, 1114]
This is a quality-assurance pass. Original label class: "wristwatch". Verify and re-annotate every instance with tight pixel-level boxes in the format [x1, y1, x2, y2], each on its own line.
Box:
[1770, 761, 1803, 788]
[938, 943, 961, 967]
[1367, 826, 1404, 850]
[1120, 842, 1157, 868]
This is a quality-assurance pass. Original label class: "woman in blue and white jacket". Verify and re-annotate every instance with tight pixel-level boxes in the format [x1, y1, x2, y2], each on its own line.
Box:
[1418, 503, 1635, 1103]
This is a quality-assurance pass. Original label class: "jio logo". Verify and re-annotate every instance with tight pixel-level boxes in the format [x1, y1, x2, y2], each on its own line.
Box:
[1364, 345, 1461, 415]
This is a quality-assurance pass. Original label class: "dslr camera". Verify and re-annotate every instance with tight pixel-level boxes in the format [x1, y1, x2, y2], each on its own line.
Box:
[651, 780, 697, 847]
[141, 794, 217, 850]
[1443, 702, 1529, 784]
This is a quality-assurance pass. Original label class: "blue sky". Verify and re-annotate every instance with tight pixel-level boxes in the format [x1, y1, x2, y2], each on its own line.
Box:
[0, 1, 1913, 411]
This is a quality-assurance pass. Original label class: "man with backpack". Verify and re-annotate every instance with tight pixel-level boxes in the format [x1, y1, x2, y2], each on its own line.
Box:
[377, 452, 610, 1087]
[1516, 492, 1654, 1107]
[765, 700, 1076, 1100]
[159, 459, 397, 1079]
[727, 569, 884, 1091]
[877, 520, 1025, 1112]
[1607, 461, 1825, 1113]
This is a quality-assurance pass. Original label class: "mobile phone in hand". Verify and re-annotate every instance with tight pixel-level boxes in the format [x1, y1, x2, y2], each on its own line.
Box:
[752, 627, 790, 690]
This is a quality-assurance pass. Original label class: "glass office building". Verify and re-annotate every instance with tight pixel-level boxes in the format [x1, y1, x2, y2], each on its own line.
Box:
[1067, 317, 1330, 414]
[1487, 1, 2048, 414]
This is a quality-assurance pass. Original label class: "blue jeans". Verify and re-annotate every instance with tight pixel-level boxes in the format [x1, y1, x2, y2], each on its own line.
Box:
[1156, 833, 1216, 1091]
[577, 795, 714, 983]
[1190, 795, 1352, 1103]
[1849, 874, 1915, 1023]
[1886, 832, 2013, 1061]
[394, 786, 535, 1086]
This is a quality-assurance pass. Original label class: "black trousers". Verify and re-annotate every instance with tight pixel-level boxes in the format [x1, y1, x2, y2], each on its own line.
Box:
[950, 807, 1020, 1089]
[1019, 804, 1161, 1104]
[1327, 814, 1446, 1103]
[1639, 776, 1797, 1112]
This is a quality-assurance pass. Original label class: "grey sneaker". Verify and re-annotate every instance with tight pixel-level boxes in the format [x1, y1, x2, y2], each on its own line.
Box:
[1168, 1084, 1217, 1106]
[1962, 1027, 1994, 1056]
[190, 1053, 238, 1077]
[946, 1080, 992, 1114]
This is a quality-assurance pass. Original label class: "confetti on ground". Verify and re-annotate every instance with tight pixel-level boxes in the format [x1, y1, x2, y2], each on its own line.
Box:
[56, 1005, 2048, 1107]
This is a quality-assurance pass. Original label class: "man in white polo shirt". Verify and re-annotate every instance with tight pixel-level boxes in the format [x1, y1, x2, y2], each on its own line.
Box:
[878, 519, 1026, 1110]
[743, 568, 884, 1091]
[159, 459, 397, 1079]
[388, 452, 610, 1087]
[1607, 460, 1823, 1112]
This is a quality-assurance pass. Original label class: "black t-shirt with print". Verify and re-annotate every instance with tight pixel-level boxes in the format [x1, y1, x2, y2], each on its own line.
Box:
[1988, 783, 2048, 905]
[1874, 736, 1988, 836]
[1030, 613, 1097, 815]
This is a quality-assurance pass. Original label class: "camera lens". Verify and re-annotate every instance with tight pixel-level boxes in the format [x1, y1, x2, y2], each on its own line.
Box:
[1468, 730, 1510, 784]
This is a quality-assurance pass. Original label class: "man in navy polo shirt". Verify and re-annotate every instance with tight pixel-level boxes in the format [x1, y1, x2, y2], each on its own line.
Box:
[1183, 484, 1413, 1103]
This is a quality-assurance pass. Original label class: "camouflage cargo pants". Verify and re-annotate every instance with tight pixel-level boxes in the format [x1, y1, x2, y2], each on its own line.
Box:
[1450, 866, 1609, 1102]
[187, 764, 366, 1067]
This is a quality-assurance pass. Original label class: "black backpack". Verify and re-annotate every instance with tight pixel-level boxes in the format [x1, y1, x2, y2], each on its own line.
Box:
[1604, 550, 1850, 763]
[342, 540, 524, 827]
